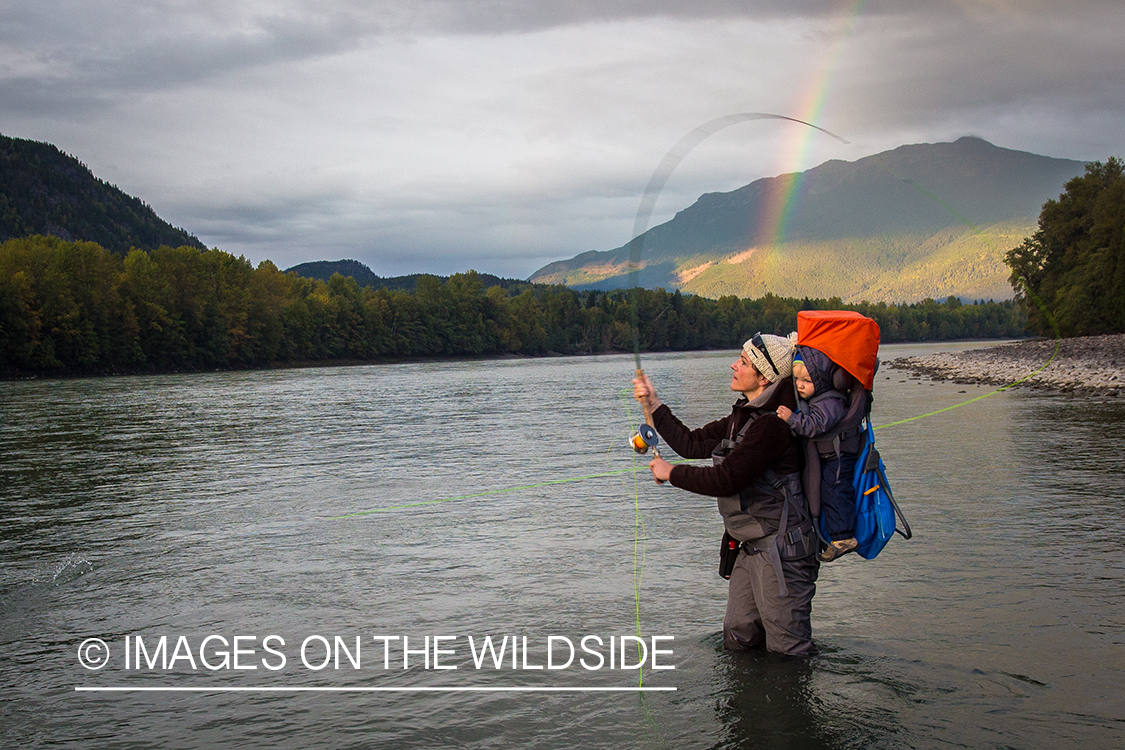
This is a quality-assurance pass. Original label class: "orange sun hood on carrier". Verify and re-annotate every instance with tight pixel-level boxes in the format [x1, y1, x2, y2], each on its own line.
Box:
[796, 310, 880, 391]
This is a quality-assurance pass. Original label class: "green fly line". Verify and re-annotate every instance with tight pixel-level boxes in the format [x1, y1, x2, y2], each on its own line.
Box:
[621, 389, 649, 690]
[323, 118, 1064, 742]
[327, 467, 646, 519]
[622, 115, 848, 703]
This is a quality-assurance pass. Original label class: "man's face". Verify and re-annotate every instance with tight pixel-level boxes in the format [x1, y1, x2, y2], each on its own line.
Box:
[731, 350, 770, 394]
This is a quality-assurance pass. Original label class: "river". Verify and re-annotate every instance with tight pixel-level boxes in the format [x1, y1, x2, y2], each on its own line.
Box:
[2, 343, 1123, 749]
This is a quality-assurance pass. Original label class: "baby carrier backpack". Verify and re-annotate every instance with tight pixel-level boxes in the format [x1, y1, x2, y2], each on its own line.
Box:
[795, 311, 912, 560]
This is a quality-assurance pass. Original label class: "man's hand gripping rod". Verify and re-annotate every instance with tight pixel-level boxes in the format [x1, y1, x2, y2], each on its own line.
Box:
[631, 368, 665, 484]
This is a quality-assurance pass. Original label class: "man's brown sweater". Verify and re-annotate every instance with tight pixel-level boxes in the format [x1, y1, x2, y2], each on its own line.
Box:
[653, 377, 801, 505]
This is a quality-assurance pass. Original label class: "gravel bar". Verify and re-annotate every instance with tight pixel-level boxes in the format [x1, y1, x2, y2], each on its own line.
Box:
[888, 334, 1125, 395]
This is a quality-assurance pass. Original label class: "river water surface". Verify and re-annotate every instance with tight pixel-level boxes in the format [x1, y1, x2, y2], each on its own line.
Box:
[2, 344, 1123, 749]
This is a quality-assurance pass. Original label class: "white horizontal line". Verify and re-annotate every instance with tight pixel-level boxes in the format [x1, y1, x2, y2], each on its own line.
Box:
[75, 686, 676, 693]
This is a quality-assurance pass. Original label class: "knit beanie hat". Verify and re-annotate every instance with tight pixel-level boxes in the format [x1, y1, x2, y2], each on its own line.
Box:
[742, 332, 796, 383]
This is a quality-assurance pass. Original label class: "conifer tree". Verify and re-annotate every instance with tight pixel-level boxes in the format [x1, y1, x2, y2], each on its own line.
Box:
[1006, 158, 1125, 336]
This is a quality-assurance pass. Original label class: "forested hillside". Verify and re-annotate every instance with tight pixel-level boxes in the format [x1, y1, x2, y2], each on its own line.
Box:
[533, 137, 1085, 303]
[1, 235, 1026, 377]
[286, 259, 526, 292]
[0, 133, 204, 253]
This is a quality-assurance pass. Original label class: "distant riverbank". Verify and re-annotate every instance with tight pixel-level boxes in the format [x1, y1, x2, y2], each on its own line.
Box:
[889, 334, 1125, 395]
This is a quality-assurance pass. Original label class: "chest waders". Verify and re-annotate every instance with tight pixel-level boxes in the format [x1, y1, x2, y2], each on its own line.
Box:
[712, 412, 817, 598]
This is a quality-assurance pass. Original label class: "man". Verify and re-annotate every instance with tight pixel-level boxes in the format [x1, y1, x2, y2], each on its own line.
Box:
[633, 333, 819, 656]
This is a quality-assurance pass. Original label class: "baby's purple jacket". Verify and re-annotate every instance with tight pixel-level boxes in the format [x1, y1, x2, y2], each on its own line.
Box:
[785, 346, 847, 439]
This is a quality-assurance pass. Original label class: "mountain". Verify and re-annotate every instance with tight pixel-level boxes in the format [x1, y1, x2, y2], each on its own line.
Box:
[530, 137, 1087, 302]
[0, 133, 204, 253]
[285, 259, 527, 291]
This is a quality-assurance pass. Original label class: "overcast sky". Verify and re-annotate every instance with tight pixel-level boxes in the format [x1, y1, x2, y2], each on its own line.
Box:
[2, 1, 1123, 278]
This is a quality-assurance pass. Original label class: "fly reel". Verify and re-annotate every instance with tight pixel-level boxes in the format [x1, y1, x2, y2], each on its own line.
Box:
[630, 423, 659, 455]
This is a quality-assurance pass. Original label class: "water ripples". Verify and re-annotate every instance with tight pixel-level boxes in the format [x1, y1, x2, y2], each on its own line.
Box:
[2, 348, 1124, 748]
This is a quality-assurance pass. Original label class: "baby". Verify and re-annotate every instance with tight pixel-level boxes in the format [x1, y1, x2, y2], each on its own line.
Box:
[776, 348, 858, 561]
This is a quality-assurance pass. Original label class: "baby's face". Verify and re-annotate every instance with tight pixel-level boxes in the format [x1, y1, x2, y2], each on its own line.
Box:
[793, 361, 815, 399]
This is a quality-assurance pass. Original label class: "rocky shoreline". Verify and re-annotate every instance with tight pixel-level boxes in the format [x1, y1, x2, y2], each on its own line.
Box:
[888, 334, 1125, 396]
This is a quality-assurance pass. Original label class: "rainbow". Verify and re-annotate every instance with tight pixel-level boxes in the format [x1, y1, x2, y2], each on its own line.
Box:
[756, 0, 867, 250]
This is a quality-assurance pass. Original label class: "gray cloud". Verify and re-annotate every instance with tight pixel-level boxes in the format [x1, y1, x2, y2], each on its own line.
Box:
[0, 5, 380, 116]
[2, 1, 1123, 279]
[364, 1, 1125, 36]
[11, 0, 1099, 108]
[825, 6, 1125, 159]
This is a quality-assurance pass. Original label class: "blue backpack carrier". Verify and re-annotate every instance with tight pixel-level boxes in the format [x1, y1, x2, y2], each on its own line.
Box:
[800, 368, 912, 560]
[794, 310, 912, 561]
[852, 417, 912, 559]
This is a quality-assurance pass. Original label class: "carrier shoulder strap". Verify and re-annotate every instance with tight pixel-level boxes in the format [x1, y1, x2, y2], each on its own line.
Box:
[729, 409, 762, 441]
[810, 378, 870, 459]
[729, 408, 797, 490]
